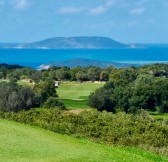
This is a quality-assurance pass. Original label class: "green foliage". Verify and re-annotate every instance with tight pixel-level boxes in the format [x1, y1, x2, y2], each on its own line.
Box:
[30, 71, 43, 83]
[88, 82, 115, 112]
[75, 71, 88, 82]
[2, 63, 168, 113]
[87, 67, 101, 81]
[100, 70, 109, 81]
[0, 82, 35, 112]
[1, 109, 168, 156]
[33, 80, 57, 105]
[89, 74, 168, 113]
[0, 72, 4, 79]
[43, 97, 66, 110]
[55, 67, 71, 81]
[1, 119, 167, 162]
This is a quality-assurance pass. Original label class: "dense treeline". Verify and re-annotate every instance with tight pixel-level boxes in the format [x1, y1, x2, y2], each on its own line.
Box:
[1, 63, 168, 83]
[89, 64, 168, 113]
[0, 64, 110, 82]
[89, 77, 168, 113]
[1, 63, 168, 113]
[0, 109, 168, 156]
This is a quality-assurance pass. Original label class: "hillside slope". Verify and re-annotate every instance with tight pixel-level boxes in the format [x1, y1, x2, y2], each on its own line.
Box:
[0, 119, 167, 162]
[0, 37, 130, 49]
[26, 37, 129, 49]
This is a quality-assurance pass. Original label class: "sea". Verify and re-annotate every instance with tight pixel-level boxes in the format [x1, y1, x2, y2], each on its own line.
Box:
[0, 48, 168, 68]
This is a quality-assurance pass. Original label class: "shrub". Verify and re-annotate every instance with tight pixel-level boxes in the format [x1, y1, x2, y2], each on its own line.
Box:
[1, 109, 168, 156]
[0, 82, 36, 112]
[43, 97, 66, 110]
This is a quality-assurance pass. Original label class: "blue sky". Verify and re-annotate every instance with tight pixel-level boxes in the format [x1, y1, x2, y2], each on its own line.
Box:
[0, 0, 168, 43]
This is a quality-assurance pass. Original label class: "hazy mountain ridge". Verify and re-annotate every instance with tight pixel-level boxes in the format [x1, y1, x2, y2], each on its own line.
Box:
[38, 58, 138, 69]
[1, 37, 168, 49]
[0, 37, 130, 49]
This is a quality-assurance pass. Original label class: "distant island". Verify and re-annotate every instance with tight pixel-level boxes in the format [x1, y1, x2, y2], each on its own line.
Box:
[0, 37, 130, 49]
[38, 58, 139, 69]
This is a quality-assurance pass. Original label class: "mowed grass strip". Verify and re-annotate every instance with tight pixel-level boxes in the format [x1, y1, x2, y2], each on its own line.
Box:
[62, 99, 89, 109]
[0, 119, 167, 162]
[57, 82, 104, 109]
[57, 82, 104, 100]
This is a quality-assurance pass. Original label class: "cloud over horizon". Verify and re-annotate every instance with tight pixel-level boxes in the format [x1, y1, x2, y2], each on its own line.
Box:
[89, 0, 115, 15]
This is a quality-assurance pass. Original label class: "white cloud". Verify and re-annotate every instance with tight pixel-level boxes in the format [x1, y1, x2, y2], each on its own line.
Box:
[130, 7, 145, 15]
[89, 0, 115, 15]
[89, 6, 107, 15]
[13, 0, 29, 10]
[57, 7, 83, 14]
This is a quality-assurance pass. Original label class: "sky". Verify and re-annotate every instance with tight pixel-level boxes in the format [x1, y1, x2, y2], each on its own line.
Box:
[0, 0, 168, 43]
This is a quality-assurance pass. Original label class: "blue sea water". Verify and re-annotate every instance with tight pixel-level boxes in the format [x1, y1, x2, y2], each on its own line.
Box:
[0, 48, 168, 68]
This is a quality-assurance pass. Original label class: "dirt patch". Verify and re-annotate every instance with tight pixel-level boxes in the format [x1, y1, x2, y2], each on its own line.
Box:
[63, 109, 90, 115]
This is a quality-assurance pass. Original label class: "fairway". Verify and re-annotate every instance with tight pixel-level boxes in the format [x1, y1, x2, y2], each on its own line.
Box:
[149, 112, 168, 120]
[0, 119, 167, 162]
[57, 82, 104, 109]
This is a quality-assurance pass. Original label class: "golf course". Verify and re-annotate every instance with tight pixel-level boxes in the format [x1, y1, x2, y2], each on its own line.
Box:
[57, 82, 104, 109]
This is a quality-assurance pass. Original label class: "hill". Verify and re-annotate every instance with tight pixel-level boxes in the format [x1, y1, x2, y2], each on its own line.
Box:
[38, 58, 138, 69]
[26, 37, 129, 49]
[0, 119, 167, 162]
[0, 37, 130, 49]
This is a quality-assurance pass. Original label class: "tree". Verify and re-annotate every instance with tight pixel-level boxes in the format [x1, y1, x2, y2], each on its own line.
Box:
[33, 80, 57, 105]
[87, 67, 101, 81]
[100, 70, 109, 81]
[0, 82, 35, 112]
[30, 71, 43, 83]
[56, 69, 71, 81]
[88, 82, 116, 112]
[75, 71, 88, 82]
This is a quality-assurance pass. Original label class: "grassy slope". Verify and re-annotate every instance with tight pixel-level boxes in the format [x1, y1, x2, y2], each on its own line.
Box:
[0, 119, 167, 162]
[57, 82, 104, 109]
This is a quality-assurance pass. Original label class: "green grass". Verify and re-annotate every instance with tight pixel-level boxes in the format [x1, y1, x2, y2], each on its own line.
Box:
[62, 99, 89, 109]
[0, 119, 167, 162]
[57, 82, 104, 109]
[149, 111, 168, 120]
[17, 80, 34, 86]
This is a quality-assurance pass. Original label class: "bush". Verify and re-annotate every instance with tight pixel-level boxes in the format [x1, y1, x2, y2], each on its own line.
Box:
[0, 82, 36, 112]
[43, 97, 66, 110]
[89, 77, 168, 113]
[33, 80, 57, 106]
[1, 109, 168, 156]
